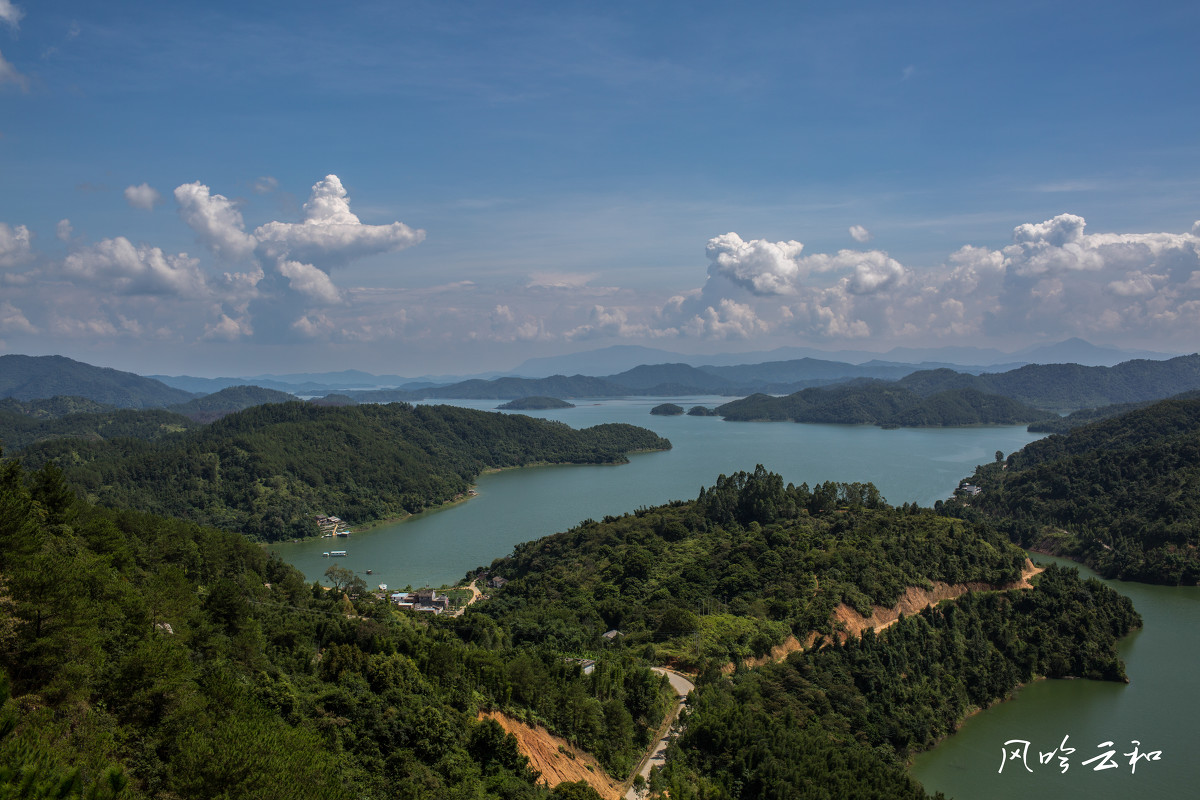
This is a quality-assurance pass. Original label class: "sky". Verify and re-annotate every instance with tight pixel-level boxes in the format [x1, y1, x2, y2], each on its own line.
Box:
[1, 0, 1198, 377]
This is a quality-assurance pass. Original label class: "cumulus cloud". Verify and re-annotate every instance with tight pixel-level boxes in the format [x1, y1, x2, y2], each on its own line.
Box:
[124, 183, 162, 211]
[63, 237, 206, 296]
[706, 232, 807, 295]
[203, 313, 253, 341]
[0, 222, 32, 266]
[174, 182, 258, 261]
[681, 298, 769, 339]
[849, 225, 872, 243]
[56, 219, 73, 242]
[253, 175, 425, 266]
[657, 214, 1200, 349]
[277, 259, 343, 304]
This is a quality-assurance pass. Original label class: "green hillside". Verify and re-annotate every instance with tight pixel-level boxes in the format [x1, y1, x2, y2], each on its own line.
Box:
[899, 354, 1200, 411]
[168, 385, 299, 422]
[947, 395, 1200, 583]
[716, 384, 1051, 427]
[0, 354, 196, 407]
[14, 402, 670, 541]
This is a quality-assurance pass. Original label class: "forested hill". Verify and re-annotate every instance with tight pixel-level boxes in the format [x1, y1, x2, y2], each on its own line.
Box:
[0, 456, 674, 800]
[899, 353, 1200, 411]
[13, 402, 670, 541]
[948, 395, 1200, 584]
[166, 385, 299, 422]
[472, 467, 1139, 798]
[0, 454, 1140, 800]
[0, 407, 198, 450]
[715, 384, 1051, 426]
[0, 354, 197, 407]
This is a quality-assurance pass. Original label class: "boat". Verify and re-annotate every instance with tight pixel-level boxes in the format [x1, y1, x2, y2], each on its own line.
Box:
[322, 552, 329, 558]
[330, 550, 347, 557]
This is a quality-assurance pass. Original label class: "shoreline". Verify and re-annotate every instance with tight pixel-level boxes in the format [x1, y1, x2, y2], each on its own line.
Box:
[278, 446, 672, 543]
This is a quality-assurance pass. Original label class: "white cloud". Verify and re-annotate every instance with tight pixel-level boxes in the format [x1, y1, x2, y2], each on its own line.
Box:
[0, 301, 35, 334]
[124, 183, 162, 211]
[656, 214, 1200, 349]
[253, 175, 425, 266]
[844, 252, 907, 295]
[681, 298, 769, 339]
[0, 222, 32, 266]
[706, 232, 807, 296]
[203, 313, 253, 341]
[0, 49, 28, 91]
[56, 219, 73, 242]
[63, 237, 207, 296]
[174, 182, 258, 261]
[292, 312, 334, 338]
[277, 259, 343, 304]
[0, 2, 22, 30]
[849, 224, 872, 243]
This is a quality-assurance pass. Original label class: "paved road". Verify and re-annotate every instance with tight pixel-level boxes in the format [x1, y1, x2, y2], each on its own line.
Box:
[625, 668, 694, 800]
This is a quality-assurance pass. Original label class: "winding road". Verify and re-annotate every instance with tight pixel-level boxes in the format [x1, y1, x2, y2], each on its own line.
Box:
[625, 668, 694, 800]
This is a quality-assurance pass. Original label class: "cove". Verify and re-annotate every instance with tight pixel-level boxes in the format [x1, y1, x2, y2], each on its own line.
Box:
[909, 553, 1199, 799]
[270, 397, 1044, 590]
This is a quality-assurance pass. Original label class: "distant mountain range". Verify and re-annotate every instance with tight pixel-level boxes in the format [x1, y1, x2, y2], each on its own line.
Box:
[1, 342, 1195, 418]
[0, 354, 197, 408]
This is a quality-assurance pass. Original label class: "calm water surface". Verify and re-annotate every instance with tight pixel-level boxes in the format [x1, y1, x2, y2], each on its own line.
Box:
[269, 398, 1196, 797]
[270, 397, 1042, 589]
[910, 553, 1199, 799]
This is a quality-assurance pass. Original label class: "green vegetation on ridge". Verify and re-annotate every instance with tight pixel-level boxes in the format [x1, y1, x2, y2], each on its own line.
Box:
[0, 454, 671, 800]
[946, 394, 1200, 584]
[12, 402, 670, 542]
[717, 384, 1051, 427]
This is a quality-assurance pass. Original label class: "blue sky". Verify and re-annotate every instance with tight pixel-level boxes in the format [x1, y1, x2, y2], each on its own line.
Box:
[1, 0, 1198, 376]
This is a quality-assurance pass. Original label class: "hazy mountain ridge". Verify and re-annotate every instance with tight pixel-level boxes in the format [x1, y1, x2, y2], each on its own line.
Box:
[0, 354, 197, 408]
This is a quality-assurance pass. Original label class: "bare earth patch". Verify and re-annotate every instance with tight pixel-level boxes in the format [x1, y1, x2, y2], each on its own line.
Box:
[831, 557, 1043, 640]
[725, 558, 1044, 670]
[479, 711, 623, 800]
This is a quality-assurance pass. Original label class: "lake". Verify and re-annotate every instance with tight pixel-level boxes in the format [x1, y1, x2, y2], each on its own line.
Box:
[270, 397, 1043, 589]
[269, 398, 1198, 798]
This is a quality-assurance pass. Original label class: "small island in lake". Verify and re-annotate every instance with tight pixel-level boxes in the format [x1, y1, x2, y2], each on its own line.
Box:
[687, 405, 718, 416]
[496, 396, 575, 410]
[650, 403, 685, 416]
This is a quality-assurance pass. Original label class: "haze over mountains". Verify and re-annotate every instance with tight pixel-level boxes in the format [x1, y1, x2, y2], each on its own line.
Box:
[133, 338, 1183, 398]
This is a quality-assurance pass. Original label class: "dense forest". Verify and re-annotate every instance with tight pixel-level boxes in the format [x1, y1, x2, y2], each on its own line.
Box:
[1, 457, 1140, 800]
[166, 385, 300, 422]
[0, 406, 199, 450]
[656, 565, 1136, 799]
[497, 397, 576, 410]
[472, 468, 1139, 798]
[476, 468, 1031, 664]
[897, 354, 1200, 411]
[0, 454, 674, 799]
[944, 395, 1200, 584]
[9, 402, 670, 542]
[716, 385, 1051, 427]
[1026, 389, 1200, 433]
